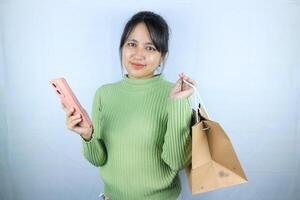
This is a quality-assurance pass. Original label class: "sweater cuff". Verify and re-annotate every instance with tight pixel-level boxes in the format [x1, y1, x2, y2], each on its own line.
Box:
[81, 134, 95, 144]
[80, 127, 95, 143]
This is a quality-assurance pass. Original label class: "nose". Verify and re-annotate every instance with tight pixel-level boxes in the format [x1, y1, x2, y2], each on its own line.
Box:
[132, 46, 145, 60]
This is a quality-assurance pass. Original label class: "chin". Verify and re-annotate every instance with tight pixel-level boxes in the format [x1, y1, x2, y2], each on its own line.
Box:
[128, 73, 144, 79]
[128, 68, 144, 76]
[127, 71, 153, 79]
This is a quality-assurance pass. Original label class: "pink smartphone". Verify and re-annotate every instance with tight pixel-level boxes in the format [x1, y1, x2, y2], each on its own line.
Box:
[50, 77, 92, 128]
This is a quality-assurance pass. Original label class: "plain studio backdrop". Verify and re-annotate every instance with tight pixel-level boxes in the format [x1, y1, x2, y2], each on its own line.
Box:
[0, 0, 299, 199]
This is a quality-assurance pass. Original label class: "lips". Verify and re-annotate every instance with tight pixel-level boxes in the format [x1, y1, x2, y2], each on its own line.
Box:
[131, 62, 145, 69]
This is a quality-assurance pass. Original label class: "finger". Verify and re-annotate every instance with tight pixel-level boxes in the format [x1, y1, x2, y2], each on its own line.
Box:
[67, 114, 81, 126]
[173, 78, 183, 90]
[183, 79, 196, 88]
[182, 82, 196, 93]
[66, 107, 75, 117]
[176, 88, 194, 98]
[182, 75, 197, 87]
[68, 117, 82, 128]
[62, 103, 70, 113]
[177, 74, 186, 84]
[182, 73, 194, 83]
[69, 114, 81, 121]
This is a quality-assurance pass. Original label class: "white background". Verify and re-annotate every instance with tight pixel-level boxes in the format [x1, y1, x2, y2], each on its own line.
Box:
[0, 0, 299, 199]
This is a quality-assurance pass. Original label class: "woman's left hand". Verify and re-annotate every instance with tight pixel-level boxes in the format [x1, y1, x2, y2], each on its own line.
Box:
[170, 72, 197, 99]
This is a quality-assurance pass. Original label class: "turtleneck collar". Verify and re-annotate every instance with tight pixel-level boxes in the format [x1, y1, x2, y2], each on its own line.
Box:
[119, 73, 164, 92]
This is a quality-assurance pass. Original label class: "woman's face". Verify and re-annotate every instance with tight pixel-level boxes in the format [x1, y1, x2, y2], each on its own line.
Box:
[121, 22, 163, 79]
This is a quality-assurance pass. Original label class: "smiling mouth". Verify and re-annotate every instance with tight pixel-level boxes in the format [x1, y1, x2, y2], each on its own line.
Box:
[131, 62, 146, 69]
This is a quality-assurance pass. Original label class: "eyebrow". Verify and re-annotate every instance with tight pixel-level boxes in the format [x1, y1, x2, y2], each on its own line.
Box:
[127, 38, 155, 45]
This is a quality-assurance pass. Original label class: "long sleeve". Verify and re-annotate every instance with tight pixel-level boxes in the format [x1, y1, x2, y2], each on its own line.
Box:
[81, 87, 107, 167]
[161, 97, 193, 172]
[84, 75, 195, 199]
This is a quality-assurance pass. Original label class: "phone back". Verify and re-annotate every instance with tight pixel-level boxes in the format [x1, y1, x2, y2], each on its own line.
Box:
[50, 78, 92, 128]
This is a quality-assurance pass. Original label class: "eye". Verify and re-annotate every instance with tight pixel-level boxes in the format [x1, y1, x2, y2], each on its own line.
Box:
[146, 46, 157, 51]
[127, 42, 136, 47]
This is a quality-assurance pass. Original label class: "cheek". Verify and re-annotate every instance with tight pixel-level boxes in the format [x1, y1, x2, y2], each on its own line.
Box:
[122, 49, 131, 62]
[147, 54, 161, 65]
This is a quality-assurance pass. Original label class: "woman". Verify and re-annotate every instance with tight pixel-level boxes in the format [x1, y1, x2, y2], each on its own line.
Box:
[61, 11, 197, 200]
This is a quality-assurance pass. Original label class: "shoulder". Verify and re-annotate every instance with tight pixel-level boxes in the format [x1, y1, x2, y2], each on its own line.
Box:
[162, 79, 175, 87]
[95, 80, 122, 94]
[159, 78, 176, 92]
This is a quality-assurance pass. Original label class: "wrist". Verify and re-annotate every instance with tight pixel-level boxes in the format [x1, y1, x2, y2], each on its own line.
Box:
[81, 127, 93, 141]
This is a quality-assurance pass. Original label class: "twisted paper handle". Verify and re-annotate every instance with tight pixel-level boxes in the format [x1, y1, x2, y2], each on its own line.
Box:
[183, 79, 210, 119]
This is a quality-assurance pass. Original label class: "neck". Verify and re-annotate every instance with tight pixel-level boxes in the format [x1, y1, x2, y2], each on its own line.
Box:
[119, 73, 164, 92]
[127, 73, 156, 80]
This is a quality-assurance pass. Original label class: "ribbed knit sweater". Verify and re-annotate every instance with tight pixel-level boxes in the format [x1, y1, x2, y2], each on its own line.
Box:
[81, 74, 192, 200]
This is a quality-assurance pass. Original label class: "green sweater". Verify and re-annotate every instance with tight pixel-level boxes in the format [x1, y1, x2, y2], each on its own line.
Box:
[81, 74, 192, 200]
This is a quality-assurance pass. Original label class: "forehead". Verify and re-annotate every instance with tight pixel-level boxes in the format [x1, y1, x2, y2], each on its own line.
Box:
[127, 23, 153, 44]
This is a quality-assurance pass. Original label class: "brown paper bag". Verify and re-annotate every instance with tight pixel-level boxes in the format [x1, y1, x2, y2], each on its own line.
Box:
[184, 88, 248, 194]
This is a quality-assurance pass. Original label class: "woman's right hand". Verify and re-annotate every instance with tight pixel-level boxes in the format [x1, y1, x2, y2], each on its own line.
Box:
[61, 101, 93, 141]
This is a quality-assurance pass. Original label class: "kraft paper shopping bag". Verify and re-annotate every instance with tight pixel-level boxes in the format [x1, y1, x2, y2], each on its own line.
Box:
[184, 81, 248, 194]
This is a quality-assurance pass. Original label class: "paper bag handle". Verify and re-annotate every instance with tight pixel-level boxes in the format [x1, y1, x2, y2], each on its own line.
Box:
[183, 79, 210, 119]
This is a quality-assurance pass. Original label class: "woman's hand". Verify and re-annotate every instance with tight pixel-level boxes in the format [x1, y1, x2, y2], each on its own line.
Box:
[170, 72, 197, 99]
[61, 101, 93, 140]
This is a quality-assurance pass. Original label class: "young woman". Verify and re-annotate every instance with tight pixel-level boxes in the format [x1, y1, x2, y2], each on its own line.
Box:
[61, 11, 197, 200]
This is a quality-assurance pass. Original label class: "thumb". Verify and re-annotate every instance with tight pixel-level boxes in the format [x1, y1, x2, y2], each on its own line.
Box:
[174, 78, 183, 90]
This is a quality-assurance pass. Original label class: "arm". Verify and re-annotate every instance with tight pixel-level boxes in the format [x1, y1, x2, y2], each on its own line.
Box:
[161, 97, 192, 172]
[81, 87, 107, 167]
